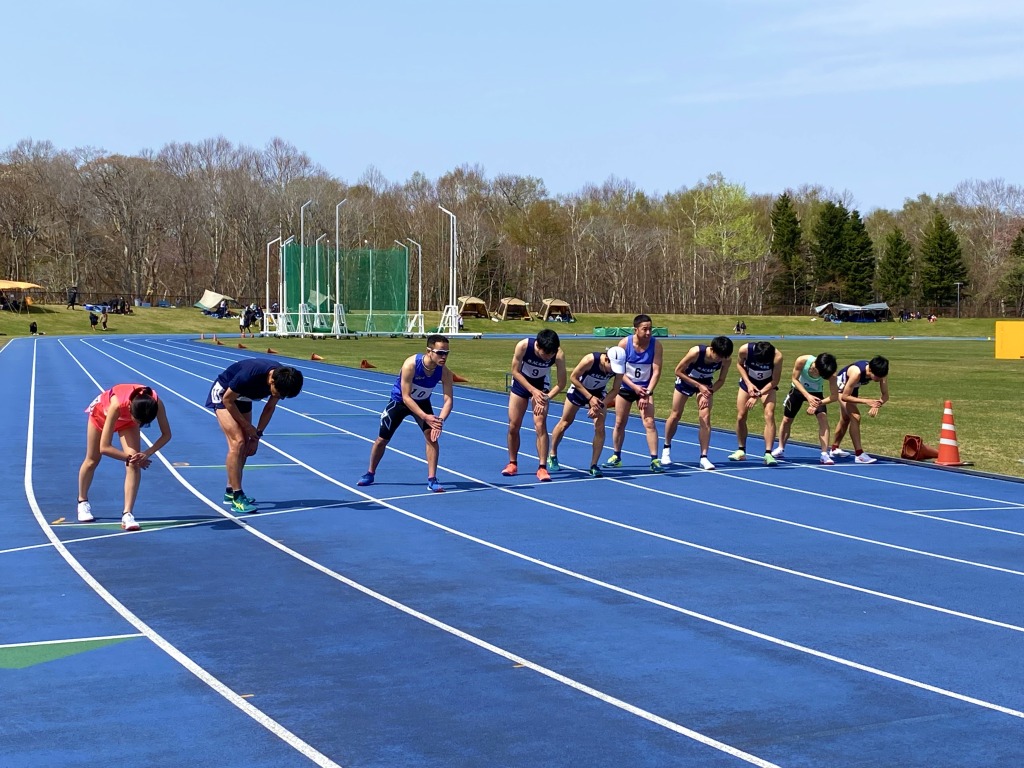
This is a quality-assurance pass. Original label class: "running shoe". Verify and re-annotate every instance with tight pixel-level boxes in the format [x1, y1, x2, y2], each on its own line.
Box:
[231, 496, 258, 514]
[771, 446, 785, 459]
[501, 462, 518, 476]
[223, 491, 256, 504]
[121, 512, 141, 531]
[427, 477, 445, 493]
[77, 501, 95, 523]
[546, 455, 560, 472]
[763, 453, 778, 467]
[650, 458, 664, 473]
[854, 453, 877, 464]
[588, 465, 604, 478]
[819, 453, 835, 465]
[357, 472, 375, 487]
[728, 449, 746, 461]
[829, 447, 851, 459]
[699, 456, 716, 471]
[660, 447, 673, 466]
[605, 454, 622, 468]
[536, 467, 552, 482]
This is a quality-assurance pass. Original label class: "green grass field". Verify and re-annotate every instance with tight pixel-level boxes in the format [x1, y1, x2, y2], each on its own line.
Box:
[4, 304, 1020, 478]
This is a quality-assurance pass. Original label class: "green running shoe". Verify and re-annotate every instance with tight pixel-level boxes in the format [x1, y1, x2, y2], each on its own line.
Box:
[546, 455, 560, 472]
[588, 465, 604, 478]
[604, 454, 622, 468]
[650, 458, 664, 473]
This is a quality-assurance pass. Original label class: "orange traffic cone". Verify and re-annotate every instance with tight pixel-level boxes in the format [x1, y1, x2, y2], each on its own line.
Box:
[237, 343, 247, 349]
[452, 373, 469, 383]
[266, 347, 279, 355]
[901, 435, 939, 461]
[936, 401, 969, 466]
[311, 353, 324, 361]
[360, 359, 376, 369]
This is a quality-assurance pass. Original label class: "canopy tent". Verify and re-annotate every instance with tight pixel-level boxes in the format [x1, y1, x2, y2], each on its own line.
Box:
[540, 298, 574, 322]
[0, 279, 42, 290]
[457, 295, 489, 318]
[814, 301, 892, 322]
[194, 290, 236, 311]
[495, 297, 533, 321]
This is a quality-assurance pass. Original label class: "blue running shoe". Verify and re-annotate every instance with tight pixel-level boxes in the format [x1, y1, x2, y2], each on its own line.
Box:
[357, 472, 375, 487]
[224, 491, 256, 504]
[588, 465, 603, 478]
[426, 477, 445, 493]
[546, 455, 560, 472]
[231, 496, 257, 514]
[604, 454, 622, 468]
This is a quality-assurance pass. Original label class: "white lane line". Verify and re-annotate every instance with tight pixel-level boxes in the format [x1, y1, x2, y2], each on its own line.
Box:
[56, 338, 781, 767]
[30, 340, 343, 768]
[71, 339, 1024, 722]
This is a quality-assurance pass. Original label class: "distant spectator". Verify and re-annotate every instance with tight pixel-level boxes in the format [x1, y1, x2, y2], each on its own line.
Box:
[216, 299, 229, 318]
[101, 308, 109, 330]
[89, 312, 98, 331]
[66, 286, 78, 310]
[30, 321, 38, 335]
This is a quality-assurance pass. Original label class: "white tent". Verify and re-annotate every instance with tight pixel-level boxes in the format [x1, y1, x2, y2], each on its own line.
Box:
[194, 290, 236, 311]
[814, 302, 892, 321]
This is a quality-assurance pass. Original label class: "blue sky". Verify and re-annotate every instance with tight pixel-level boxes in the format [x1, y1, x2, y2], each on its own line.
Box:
[4, 0, 1022, 211]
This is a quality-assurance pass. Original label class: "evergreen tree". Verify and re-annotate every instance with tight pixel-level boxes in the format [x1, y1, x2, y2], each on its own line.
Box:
[875, 228, 914, 308]
[768, 193, 807, 308]
[810, 200, 849, 301]
[999, 227, 1024, 316]
[843, 210, 875, 305]
[919, 211, 968, 309]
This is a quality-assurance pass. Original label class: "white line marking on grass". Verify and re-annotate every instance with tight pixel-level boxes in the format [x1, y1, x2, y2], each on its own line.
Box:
[0, 632, 143, 648]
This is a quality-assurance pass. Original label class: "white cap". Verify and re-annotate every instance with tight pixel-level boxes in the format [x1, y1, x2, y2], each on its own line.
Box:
[607, 346, 626, 375]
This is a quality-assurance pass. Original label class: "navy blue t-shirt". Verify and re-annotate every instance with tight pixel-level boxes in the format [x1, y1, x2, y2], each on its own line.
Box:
[215, 359, 276, 401]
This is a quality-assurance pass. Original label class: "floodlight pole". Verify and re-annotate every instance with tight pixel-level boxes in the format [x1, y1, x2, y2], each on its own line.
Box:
[955, 282, 963, 318]
[334, 199, 347, 313]
[315, 233, 328, 325]
[407, 237, 423, 335]
[265, 235, 281, 323]
[299, 200, 314, 332]
[438, 205, 459, 334]
[279, 235, 295, 334]
[394, 240, 411, 334]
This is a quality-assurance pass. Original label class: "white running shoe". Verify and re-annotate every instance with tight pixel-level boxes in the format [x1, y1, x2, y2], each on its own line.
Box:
[77, 501, 95, 522]
[660, 447, 672, 466]
[771, 446, 785, 459]
[829, 447, 851, 459]
[699, 456, 716, 471]
[727, 449, 746, 461]
[121, 512, 141, 531]
[854, 453, 877, 464]
[819, 453, 835, 465]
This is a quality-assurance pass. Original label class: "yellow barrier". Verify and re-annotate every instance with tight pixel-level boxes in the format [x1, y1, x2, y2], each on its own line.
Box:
[995, 321, 1024, 359]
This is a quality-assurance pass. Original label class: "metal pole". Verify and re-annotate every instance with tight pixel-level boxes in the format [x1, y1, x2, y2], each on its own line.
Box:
[315, 233, 327, 325]
[279, 235, 295, 334]
[394, 240, 410, 333]
[300, 200, 313, 331]
[407, 237, 422, 333]
[439, 206, 458, 332]
[335, 199, 347, 313]
[265, 236, 281, 322]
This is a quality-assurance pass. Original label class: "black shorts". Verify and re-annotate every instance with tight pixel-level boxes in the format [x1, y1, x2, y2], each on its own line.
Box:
[378, 398, 432, 441]
[782, 387, 825, 419]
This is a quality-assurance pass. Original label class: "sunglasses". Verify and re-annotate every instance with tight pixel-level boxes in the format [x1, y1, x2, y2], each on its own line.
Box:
[429, 348, 450, 356]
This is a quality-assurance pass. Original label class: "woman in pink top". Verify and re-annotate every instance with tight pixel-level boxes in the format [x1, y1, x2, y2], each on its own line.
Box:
[78, 384, 172, 530]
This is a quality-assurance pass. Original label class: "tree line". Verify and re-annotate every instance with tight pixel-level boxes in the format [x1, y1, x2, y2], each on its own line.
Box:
[2, 137, 1023, 316]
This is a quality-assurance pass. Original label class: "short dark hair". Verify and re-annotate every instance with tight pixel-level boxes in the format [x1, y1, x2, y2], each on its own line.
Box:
[272, 367, 304, 398]
[751, 341, 775, 361]
[814, 353, 837, 379]
[710, 335, 734, 358]
[536, 328, 560, 353]
[426, 334, 449, 348]
[633, 314, 652, 328]
[869, 355, 889, 378]
[129, 387, 159, 426]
